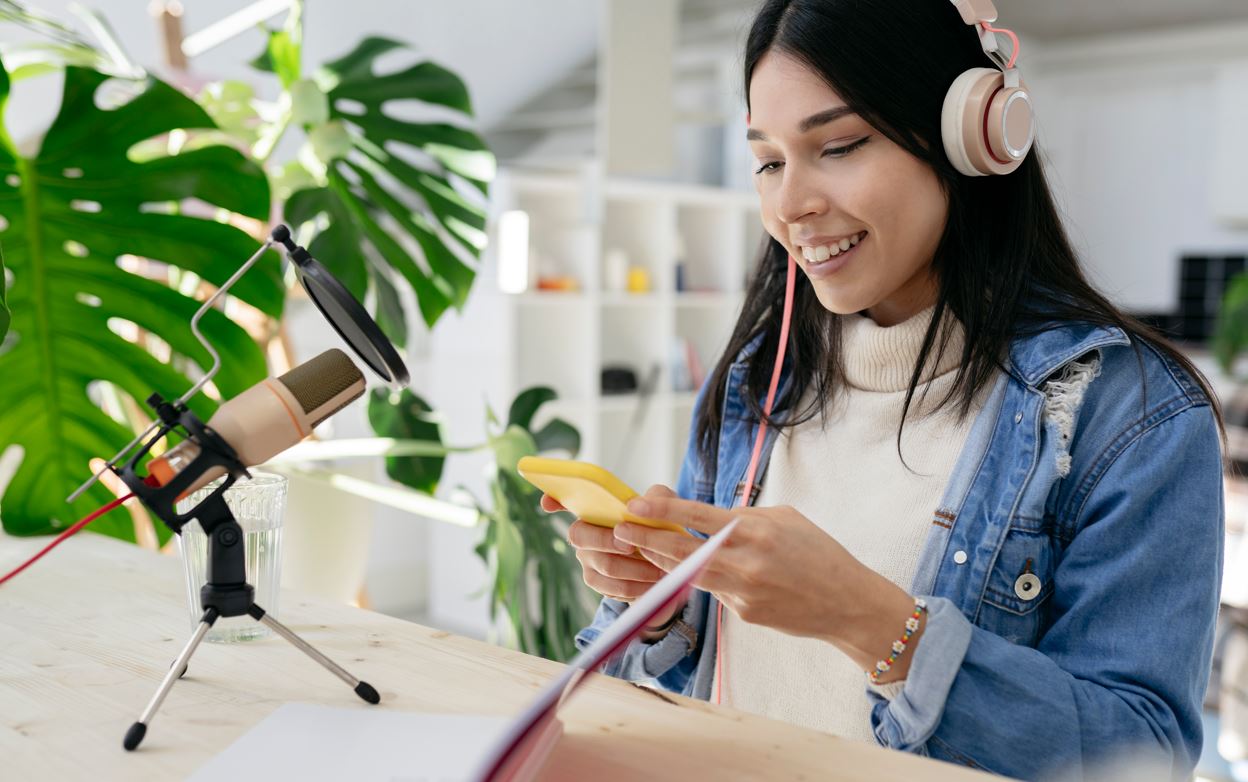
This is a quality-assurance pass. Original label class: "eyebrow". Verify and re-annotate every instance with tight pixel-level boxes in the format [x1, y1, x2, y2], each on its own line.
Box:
[746, 105, 856, 141]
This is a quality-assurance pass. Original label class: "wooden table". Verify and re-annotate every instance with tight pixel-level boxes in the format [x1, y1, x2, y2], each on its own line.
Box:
[0, 532, 991, 781]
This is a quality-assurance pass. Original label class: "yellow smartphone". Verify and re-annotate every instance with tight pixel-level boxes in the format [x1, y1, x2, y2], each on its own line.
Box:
[517, 456, 689, 535]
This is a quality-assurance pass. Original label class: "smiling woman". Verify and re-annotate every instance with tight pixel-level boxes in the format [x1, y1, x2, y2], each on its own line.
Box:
[555, 1, 1229, 780]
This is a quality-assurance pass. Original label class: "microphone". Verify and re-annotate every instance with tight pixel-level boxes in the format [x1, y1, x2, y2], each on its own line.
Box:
[147, 348, 365, 497]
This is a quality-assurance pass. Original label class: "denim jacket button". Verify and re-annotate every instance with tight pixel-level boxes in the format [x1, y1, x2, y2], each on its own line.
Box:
[953, 550, 968, 564]
[1015, 573, 1043, 600]
[1014, 411, 1023, 424]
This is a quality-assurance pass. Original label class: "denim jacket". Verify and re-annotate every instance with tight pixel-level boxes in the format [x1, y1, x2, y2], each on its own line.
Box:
[574, 319, 1225, 780]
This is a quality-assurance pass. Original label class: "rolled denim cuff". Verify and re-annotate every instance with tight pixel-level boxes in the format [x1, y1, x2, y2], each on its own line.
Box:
[576, 597, 698, 681]
[868, 596, 973, 751]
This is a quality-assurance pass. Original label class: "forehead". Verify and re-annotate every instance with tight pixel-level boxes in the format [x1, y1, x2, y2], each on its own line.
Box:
[749, 51, 846, 128]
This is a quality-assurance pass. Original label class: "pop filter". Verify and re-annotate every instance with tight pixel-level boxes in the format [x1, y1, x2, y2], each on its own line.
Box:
[270, 224, 409, 387]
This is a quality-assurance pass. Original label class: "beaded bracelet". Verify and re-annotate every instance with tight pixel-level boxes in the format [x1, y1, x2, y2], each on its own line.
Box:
[868, 598, 927, 684]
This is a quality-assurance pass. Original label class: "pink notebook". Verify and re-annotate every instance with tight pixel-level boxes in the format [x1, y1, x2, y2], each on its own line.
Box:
[471, 519, 739, 782]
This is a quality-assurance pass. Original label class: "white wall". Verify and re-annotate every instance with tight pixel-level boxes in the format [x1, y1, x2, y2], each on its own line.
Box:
[1025, 23, 1248, 311]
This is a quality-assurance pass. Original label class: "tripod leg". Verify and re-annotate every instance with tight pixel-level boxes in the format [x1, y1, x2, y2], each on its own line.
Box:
[247, 604, 380, 704]
[125, 607, 219, 751]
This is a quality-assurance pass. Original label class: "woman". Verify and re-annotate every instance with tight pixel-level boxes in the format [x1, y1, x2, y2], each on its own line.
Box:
[550, 1, 1227, 778]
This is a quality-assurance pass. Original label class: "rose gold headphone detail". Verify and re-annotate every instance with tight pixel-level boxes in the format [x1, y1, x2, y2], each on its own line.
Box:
[941, 0, 1034, 176]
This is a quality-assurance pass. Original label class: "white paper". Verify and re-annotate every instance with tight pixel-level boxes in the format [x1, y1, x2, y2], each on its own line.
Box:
[187, 703, 511, 782]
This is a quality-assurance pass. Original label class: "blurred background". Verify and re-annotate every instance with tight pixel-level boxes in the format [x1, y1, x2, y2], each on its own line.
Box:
[1, 1, 1247, 778]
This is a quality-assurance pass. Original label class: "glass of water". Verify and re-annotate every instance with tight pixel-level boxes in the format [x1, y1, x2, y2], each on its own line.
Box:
[176, 472, 288, 643]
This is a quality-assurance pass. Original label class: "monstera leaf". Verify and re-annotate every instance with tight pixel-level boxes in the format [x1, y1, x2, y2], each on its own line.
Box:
[0, 58, 281, 541]
[281, 37, 493, 347]
[366, 388, 445, 495]
[0, 245, 8, 343]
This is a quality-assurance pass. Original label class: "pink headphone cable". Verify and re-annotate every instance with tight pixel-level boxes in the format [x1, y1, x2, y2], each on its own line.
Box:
[714, 253, 797, 706]
[979, 21, 1020, 69]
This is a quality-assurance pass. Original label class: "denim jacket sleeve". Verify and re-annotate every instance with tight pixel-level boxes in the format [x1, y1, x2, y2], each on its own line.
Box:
[869, 404, 1225, 780]
[573, 382, 714, 695]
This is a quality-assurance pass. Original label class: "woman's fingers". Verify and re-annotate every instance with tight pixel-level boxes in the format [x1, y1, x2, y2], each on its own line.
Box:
[579, 551, 668, 598]
[568, 520, 636, 554]
[613, 522, 703, 560]
[642, 484, 678, 499]
[540, 494, 566, 513]
[576, 549, 665, 583]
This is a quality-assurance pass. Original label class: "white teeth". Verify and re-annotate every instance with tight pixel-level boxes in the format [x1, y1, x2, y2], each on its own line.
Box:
[799, 231, 866, 264]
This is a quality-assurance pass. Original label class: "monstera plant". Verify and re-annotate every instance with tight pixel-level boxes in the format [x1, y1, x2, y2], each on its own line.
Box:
[0, 55, 279, 542]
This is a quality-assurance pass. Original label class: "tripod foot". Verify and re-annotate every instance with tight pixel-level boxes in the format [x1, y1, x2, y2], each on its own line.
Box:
[251, 605, 382, 706]
[355, 681, 380, 704]
[123, 722, 147, 751]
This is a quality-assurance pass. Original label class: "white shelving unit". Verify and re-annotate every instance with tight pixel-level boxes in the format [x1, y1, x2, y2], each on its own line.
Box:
[491, 166, 765, 491]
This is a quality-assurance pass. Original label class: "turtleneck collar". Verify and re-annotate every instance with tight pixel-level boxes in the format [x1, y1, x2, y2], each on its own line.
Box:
[839, 304, 966, 392]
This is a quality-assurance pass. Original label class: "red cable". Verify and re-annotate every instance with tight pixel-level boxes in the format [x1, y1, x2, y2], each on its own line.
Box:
[715, 255, 798, 706]
[0, 494, 135, 587]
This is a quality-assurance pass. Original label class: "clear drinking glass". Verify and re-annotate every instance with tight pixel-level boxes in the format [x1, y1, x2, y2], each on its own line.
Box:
[175, 472, 288, 643]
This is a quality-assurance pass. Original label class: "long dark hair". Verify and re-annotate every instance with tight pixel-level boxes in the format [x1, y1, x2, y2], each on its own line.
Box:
[696, 0, 1225, 467]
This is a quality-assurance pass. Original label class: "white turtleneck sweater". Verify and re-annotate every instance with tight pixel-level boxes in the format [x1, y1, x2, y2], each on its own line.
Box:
[714, 304, 999, 741]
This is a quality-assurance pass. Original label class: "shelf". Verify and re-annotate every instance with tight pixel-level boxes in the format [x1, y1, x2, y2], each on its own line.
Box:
[512, 291, 589, 305]
[598, 391, 700, 414]
[601, 292, 663, 307]
[490, 165, 755, 488]
[675, 291, 739, 306]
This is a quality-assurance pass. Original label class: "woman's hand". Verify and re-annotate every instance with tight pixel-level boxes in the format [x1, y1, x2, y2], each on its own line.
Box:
[614, 493, 922, 681]
[542, 485, 687, 633]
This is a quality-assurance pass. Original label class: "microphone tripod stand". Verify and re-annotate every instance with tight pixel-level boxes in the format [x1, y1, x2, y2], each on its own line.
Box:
[116, 393, 380, 751]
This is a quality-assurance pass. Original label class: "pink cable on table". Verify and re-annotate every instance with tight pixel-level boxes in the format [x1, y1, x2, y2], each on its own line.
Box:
[714, 254, 797, 706]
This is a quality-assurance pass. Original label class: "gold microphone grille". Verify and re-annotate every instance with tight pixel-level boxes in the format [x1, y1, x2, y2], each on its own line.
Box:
[277, 349, 365, 418]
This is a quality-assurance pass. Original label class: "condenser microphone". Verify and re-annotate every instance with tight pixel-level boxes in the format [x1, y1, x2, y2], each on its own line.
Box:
[147, 348, 365, 496]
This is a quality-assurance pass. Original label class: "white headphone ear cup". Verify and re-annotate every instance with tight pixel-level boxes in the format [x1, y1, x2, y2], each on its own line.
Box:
[941, 67, 996, 177]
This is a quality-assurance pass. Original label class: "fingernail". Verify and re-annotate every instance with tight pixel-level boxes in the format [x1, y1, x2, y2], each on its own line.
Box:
[627, 498, 650, 516]
[613, 525, 636, 551]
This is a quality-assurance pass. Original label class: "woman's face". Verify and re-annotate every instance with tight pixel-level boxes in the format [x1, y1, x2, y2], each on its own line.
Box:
[748, 51, 948, 326]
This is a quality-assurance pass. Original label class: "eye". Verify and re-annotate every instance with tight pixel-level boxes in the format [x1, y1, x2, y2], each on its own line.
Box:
[752, 136, 871, 176]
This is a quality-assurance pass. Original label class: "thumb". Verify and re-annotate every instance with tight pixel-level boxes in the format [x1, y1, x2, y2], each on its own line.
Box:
[643, 484, 678, 500]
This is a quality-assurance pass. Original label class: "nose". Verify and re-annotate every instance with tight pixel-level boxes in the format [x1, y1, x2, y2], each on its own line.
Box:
[775, 165, 828, 226]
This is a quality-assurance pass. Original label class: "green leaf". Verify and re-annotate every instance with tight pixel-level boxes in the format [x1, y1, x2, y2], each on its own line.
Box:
[366, 388, 445, 494]
[282, 36, 493, 335]
[506, 387, 579, 457]
[489, 425, 537, 474]
[1214, 272, 1248, 377]
[507, 387, 556, 430]
[0, 242, 8, 342]
[0, 60, 279, 539]
[372, 268, 407, 349]
[533, 419, 580, 457]
[250, 1, 302, 88]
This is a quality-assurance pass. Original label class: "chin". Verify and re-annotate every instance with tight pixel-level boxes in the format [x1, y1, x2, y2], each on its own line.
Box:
[808, 285, 870, 316]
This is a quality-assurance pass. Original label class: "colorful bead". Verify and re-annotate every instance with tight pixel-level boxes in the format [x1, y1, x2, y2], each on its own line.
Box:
[868, 598, 928, 684]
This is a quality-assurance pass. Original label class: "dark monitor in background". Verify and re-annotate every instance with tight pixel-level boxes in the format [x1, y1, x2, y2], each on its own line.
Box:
[1129, 254, 1248, 346]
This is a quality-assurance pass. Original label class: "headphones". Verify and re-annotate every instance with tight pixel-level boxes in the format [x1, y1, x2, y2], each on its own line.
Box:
[941, 0, 1035, 176]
